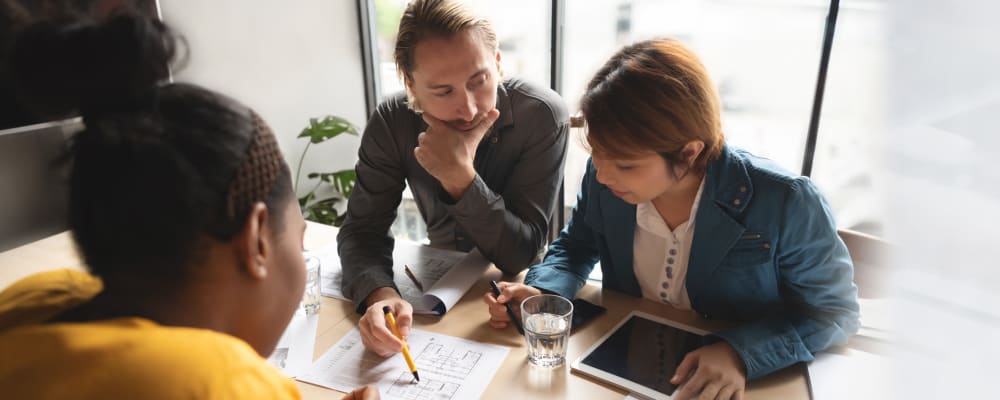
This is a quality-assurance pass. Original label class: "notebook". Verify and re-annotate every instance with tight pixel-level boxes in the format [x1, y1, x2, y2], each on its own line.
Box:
[311, 241, 490, 315]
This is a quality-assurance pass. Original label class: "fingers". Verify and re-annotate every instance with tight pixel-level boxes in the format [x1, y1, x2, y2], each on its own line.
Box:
[495, 282, 518, 303]
[394, 301, 414, 339]
[481, 108, 500, 127]
[469, 109, 501, 141]
[495, 282, 540, 303]
[482, 281, 540, 330]
[421, 109, 500, 134]
[672, 351, 701, 399]
[421, 112, 445, 130]
[675, 370, 708, 400]
[482, 292, 512, 329]
[413, 147, 424, 165]
[698, 381, 723, 400]
[716, 385, 737, 400]
[672, 352, 698, 384]
[359, 301, 406, 357]
[341, 384, 379, 400]
[361, 384, 380, 400]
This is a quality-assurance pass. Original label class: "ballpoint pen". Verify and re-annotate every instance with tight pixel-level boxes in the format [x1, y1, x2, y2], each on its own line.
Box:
[383, 306, 420, 382]
[489, 280, 525, 335]
[403, 264, 425, 292]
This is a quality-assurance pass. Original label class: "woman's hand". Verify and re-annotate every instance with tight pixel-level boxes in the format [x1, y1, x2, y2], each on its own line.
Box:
[482, 282, 541, 329]
[340, 384, 380, 400]
[671, 341, 746, 400]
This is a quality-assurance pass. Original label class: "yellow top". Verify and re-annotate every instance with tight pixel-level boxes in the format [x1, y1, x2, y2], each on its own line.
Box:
[0, 269, 300, 400]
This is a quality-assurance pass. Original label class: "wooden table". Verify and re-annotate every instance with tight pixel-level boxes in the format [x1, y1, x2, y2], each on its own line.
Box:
[2, 222, 848, 400]
[292, 226, 811, 399]
[297, 276, 812, 400]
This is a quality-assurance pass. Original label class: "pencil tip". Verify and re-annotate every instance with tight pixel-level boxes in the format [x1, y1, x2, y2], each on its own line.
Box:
[413, 372, 420, 382]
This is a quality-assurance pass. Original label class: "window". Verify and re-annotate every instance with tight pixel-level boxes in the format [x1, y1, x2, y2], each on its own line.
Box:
[363, 0, 885, 241]
[372, 0, 550, 100]
[370, 0, 551, 242]
[811, 0, 886, 235]
[561, 0, 828, 220]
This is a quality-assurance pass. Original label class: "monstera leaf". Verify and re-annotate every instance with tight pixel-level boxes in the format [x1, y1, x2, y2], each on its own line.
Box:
[294, 115, 359, 227]
[297, 116, 358, 144]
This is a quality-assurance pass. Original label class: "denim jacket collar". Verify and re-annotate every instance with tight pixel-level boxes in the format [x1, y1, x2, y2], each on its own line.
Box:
[588, 145, 756, 302]
[685, 145, 753, 306]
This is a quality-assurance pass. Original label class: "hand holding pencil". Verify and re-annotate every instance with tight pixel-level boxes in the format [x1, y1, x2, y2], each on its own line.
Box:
[382, 306, 420, 382]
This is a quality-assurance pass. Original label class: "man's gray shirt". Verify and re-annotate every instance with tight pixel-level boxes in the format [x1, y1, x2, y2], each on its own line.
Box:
[338, 78, 569, 312]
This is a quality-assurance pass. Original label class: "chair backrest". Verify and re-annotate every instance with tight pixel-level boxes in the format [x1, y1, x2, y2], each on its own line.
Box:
[838, 229, 890, 298]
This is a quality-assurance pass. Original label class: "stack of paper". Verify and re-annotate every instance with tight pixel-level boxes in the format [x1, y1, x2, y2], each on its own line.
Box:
[265, 310, 319, 377]
[298, 328, 510, 400]
[310, 241, 491, 315]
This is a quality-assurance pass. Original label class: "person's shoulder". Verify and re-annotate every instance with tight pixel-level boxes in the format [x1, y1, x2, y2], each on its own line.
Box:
[368, 91, 422, 140]
[121, 324, 299, 397]
[724, 147, 825, 209]
[0, 269, 101, 331]
[728, 147, 805, 188]
[503, 77, 569, 128]
[136, 325, 265, 368]
[375, 91, 413, 115]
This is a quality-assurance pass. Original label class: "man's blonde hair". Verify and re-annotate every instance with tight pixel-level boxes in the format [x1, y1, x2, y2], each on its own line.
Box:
[394, 0, 498, 83]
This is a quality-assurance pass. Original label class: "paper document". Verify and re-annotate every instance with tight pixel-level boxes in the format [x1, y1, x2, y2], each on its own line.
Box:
[807, 348, 891, 399]
[312, 241, 490, 315]
[298, 328, 510, 400]
[265, 310, 319, 377]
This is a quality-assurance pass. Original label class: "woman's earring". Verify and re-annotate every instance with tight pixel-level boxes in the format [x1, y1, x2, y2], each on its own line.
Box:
[256, 264, 267, 277]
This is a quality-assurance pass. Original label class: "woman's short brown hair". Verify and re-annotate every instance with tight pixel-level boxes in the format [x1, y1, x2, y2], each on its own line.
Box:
[581, 38, 724, 173]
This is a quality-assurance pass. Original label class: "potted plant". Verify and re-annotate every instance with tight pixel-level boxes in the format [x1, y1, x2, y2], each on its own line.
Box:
[294, 115, 359, 226]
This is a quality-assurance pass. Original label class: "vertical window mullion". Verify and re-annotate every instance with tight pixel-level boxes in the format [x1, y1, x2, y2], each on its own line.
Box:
[802, 0, 841, 177]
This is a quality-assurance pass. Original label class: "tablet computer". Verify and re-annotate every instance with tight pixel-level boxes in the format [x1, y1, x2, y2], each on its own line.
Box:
[571, 311, 710, 400]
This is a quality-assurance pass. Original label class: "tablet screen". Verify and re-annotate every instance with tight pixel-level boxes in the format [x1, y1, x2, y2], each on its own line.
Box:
[579, 314, 705, 396]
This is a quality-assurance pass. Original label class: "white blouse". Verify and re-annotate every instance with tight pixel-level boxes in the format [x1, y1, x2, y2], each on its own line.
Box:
[632, 178, 705, 310]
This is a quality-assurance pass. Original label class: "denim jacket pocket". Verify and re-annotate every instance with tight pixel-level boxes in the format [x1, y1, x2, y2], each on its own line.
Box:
[710, 233, 779, 318]
[720, 232, 774, 268]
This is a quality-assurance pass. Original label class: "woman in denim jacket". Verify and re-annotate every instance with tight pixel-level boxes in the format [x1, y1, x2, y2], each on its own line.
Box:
[484, 38, 859, 400]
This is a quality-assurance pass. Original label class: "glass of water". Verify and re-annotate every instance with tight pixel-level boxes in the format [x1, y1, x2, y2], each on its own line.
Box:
[302, 256, 321, 315]
[521, 294, 573, 367]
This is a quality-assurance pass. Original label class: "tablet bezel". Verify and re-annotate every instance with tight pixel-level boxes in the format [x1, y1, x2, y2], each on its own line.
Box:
[570, 311, 710, 400]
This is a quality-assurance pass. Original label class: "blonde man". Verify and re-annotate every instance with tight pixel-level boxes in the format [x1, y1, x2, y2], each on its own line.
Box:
[338, 0, 568, 356]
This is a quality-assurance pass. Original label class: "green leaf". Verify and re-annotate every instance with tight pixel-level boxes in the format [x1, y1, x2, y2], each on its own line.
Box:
[297, 192, 315, 208]
[331, 169, 357, 198]
[303, 200, 341, 226]
[307, 169, 357, 198]
[295, 114, 358, 227]
[297, 115, 359, 144]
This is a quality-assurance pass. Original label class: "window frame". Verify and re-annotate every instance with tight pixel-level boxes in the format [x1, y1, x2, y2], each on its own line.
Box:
[356, 0, 844, 232]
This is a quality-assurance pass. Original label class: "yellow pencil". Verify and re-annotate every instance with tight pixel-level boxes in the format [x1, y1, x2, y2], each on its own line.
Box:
[382, 306, 420, 382]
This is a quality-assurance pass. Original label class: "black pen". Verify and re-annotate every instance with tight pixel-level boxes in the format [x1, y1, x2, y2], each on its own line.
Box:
[490, 280, 525, 335]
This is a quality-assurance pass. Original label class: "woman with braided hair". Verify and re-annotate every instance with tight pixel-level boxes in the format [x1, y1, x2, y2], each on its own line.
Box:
[0, 14, 376, 400]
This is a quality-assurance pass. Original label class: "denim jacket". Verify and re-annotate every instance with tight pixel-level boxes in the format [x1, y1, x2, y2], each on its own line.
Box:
[525, 145, 860, 380]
